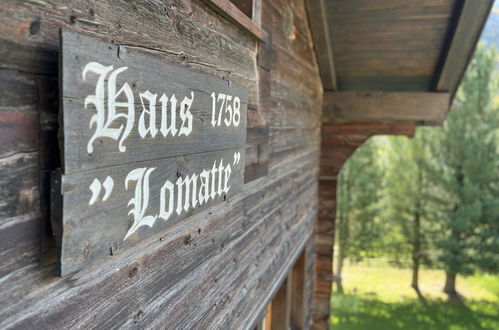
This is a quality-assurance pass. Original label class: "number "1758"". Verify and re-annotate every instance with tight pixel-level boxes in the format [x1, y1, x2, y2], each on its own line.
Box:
[211, 92, 241, 127]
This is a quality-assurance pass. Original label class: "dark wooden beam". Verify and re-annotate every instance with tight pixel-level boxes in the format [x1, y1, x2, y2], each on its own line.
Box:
[306, 0, 337, 91]
[323, 91, 450, 123]
[203, 0, 269, 42]
[252, 0, 262, 26]
[434, 0, 493, 96]
[291, 250, 306, 329]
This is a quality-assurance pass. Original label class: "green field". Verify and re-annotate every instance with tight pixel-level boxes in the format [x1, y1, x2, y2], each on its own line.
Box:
[331, 262, 499, 330]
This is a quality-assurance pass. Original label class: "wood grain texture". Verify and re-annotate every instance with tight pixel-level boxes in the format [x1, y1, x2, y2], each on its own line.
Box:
[0, 0, 322, 328]
[327, 0, 457, 91]
[305, 0, 337, 90]
[270, 275, 292, 330]
[324, 91, 450, 122]
[57, 30, 248, 274]
[1, 152, 318, 329]
[57, 147, 245, 275]
[291, 249, 306, 329]
[203, 0, 268, 41]
[435, 0, 493, 95]
[61, 29, 248, 174]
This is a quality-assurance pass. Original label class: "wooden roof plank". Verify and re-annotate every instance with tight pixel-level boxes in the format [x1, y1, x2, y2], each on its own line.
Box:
[306, 0, 337, 91]
[435, 0, 494, 94]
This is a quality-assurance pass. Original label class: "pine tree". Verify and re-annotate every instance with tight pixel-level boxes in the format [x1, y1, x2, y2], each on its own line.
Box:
[382, 129, 434, 295]
[426, 44, 499, 299]
[335, 138, 383, 292]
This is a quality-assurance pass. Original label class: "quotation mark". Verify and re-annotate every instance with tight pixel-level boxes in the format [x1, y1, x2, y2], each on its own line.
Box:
[233, 152, 241, 165]
[89, 176, 114, 205]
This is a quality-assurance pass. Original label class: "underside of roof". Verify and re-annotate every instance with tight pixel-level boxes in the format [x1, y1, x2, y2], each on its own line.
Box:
[307, 0, 493, 107]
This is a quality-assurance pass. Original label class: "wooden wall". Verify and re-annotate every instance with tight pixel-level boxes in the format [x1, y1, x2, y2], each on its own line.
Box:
[0, 0, 322, 328]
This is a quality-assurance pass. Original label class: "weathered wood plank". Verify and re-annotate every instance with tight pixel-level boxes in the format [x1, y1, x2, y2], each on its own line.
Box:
[435, 0, 493, 95]
[0, 148, 318, 329]
[325, 0, 456, 92]
[291, 249, 306, 329]
[265, 0, 316, 67]
[336, 75, 432, 92]
[0, 111, 38, 158]
[244, 68, 269, 183]
[306, 0, 337, 90]
[271, 276, 291, 330]
[329, 0, 455, 22]
[0, 69, 38, 112]
[61, 29, 248, 174]
[304, 236, 314, 328]
[270, 45, 323, 101]
[0, 0, 323, 329]
[202, 0, 268, 42]
[270, 127, 320, 155]
[57, 147, 245, 275]
[0, 0, 259, 97]
[0, 213, 41, 278]
[0, 152, 39, 220]
[324, 91, 450, 122]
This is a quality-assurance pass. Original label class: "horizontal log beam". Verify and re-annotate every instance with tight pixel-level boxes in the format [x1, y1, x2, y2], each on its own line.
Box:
[323, 91, 450, 123]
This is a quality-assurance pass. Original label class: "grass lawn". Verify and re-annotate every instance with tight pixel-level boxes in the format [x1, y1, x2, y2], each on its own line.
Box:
[331, 261, 499, 330]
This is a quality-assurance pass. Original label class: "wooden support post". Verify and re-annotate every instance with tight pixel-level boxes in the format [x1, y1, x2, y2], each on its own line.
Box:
[271, 275, 292, 330]
[291, 250, 306, 329]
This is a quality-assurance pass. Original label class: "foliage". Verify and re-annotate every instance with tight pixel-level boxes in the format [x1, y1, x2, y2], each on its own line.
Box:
[426, 45, 499, 281]
[336, 44, 499, 296]
[336, 138, 384, 262]
[381, 130, 435, 268]
[331, 262, 499, 330]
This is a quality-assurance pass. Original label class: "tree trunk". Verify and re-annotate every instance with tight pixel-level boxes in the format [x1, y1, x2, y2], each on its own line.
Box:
[335, 192, 345, 294]
[411, 256, 419, 292]
[411, 209, 421, 293]
[335, 167, 349, 294]
[335, 241, 345, 294]
[411, 144, 423, 295]
[442, 167, 463, 301]
[443, 271, 459, 300]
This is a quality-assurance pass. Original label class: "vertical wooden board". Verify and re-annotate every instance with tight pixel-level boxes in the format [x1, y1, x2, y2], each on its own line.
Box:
[270, 276, 292, 330]
[291, 249, 306, 329]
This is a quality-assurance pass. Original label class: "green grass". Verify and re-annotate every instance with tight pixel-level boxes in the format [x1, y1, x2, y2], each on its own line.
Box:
[331, 262, 499, 330]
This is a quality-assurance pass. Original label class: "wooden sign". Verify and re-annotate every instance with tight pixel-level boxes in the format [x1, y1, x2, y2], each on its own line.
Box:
[53, 29, 247, 275]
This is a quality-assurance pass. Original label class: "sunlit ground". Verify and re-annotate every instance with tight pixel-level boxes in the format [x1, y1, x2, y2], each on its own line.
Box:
[330, 260, 499, 330]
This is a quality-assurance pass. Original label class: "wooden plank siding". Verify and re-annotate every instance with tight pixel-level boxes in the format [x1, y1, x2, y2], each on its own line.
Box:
[0, 0, 321, 329]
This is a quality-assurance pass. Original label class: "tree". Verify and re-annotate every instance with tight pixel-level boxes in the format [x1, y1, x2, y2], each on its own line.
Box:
[382, 129, 435, 296]
[335, 138, 384, 292]
[425, 44, 499, 299]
